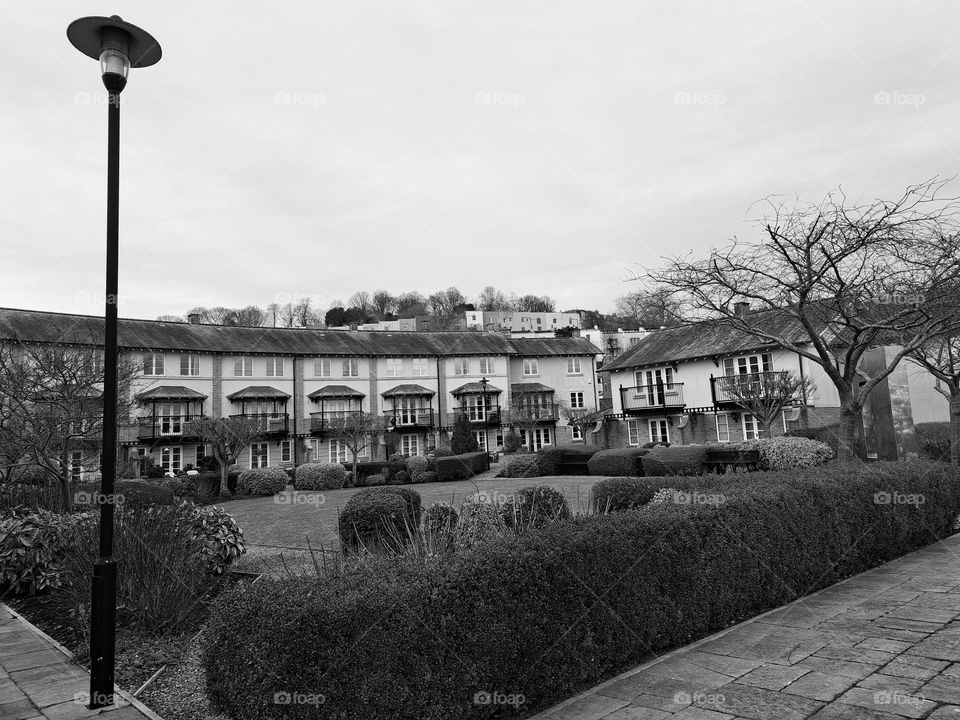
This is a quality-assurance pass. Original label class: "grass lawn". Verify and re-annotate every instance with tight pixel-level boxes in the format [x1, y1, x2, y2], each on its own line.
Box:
[218, 469, 604, 552]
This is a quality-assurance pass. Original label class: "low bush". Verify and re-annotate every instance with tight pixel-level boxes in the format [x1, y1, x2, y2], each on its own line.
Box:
[191, 503, 246, 575]
[434, 452, 487, 482]
[407, 456, 429, 475]
[237, 468, 288, 496]
[640, 456, 670, 477]
[392, 470, 412, 484]
[453, 497, 508, 550]
[0, 509, 85, 595]
[294, 463, 347, 491]
[497, 454, 540, 478]
[338, 487, 422, 553]
[534, 444, 598, 475]
[503, 430, 522, 453]
[915, 422, 951, 462]
[423, 503, 458, 550]
[501, 486, 570, 531]
[363, 472, 388, 486]
[412, 470, 438, 484]
[115, 479, 175, 506]
[205, 462, 960, 720]
[590, 477, 659, 513]
[754, 436, 834, 470]
[645, 445, 708, 476]
[785, 423, 843, 455]
[587, 448, 648, 476]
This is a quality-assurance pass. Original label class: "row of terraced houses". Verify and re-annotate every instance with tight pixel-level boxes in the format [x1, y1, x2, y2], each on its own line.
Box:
[0, 309, 601, 475]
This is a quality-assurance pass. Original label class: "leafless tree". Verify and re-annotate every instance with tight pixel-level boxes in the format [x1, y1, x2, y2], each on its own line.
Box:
[396, 291, 427, 318]
[324, 411, 386, 481]
[909, 330, 960, 465]
[515, 294, 556, 312]
[558, 403, 605, 444]
[371, 290, 395, 320]
[292, 297, 319, 327]
[647, 178, 960, 460]
[0, 339, 139, 510]
[477, 286, 511, 311]
[232, 305, 267, 327]
[714, 369, 817, 438]
[185, 416, 264, 492]
[155, 314, 184, 323]
[427, 287, 467, 329]
[348, 291, 373, 319]
[615, 289, 682, 329]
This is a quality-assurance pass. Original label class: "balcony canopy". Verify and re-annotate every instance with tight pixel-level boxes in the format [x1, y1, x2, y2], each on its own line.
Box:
[450, 381, 502, 396]
[226, 385, 290, 401]
[136, 385, 207, 402]
[381, 383, 435, 398]
[511, 382, 554, 394]
[307, 385, 365, 400]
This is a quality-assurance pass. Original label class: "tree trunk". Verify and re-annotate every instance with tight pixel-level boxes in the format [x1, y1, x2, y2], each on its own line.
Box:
[759, 417, 775, 438]
[59, 445, 74, 512]
[837, 403, 862, 463]
[352, 457, 359, 487]
[220, 462, 229, 493]
[950, 389, 960, 467]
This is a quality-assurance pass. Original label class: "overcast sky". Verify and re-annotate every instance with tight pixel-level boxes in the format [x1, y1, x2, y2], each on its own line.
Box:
[1, 1, 958, 320]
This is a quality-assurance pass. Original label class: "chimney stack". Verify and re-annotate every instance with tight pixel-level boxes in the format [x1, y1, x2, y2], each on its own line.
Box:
[187, 313, 201, 325]
[734, 302, 750, 318]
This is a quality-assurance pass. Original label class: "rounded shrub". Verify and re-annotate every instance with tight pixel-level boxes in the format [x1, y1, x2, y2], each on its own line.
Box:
[393, 470, 412, 485]
[586, 448, 648, 477]
[407, 456, 429, 475]
[412, 470, 438, 484]
[364, 472, 388, 486]
[645, 445, 708, 476]
[188, 502, 246, 575]
[338, 487, 422, 553]
[497, 454, 540, 478]
[590, 477, 659, 513]
[754, 436, 834, 470]
[294, 462, 347, 491]
[453, 497, 507, 550]
[501, 485, 570, 531]
[237, 468, 288, 496]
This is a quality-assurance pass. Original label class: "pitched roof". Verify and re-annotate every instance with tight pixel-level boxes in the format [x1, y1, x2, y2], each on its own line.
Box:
[601, 311, 810, 373]
[225, 386, 291, 400]
[136, 385, 207, 401]
[450, 381, 503, 396]
[306, 385, 365, 400]
[381, 384, 435, 398]
[0, 308, 598, 358]
[511, 382, 555, 394]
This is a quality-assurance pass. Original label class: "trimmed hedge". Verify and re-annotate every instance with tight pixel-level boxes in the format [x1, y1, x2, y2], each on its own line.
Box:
[294, 463, 347, 491]
[237, 468, 288, 496]
[534, 444, 599, 476]
[338, 487, 423, 553]
[916, 422, 951, 462]
[434, 452, 488, 482]
[754, 437, 834, 470]
[645, 445, 708, 476]
[590, 477, 660, 513]
[501, 485, 570, 531]
[205, 462, 960, 719]
[586, 448, 649, 476]
[497, 454, 540, 478]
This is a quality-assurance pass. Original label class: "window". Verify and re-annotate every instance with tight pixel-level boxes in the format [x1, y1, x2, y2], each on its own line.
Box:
[314, 358, 331, 377]
[329, 439, 349, 463]
[525, 427, 551, 451]
[571, 426, 584, 441]
[716, 414, 730, 443]
[195, 444, 207, 464]
[343, 359, 359, 377]
[161, 447, 182, 473]
[250, 443, 269, 468]
[453, 358, 469, 375]
[280, 440, 292, 463]
[633, 367, 678, 406]
[522, 359, 539, 376]
[143, 352, 164, 376]
[649, 419, 669, 444]
[180, 353, 200, 376]
[566, 357, 582, 375]
[472, 430, 487, 452]
[723, 353, 773, 376]
[235, 356, 253, 377]
[266, 357, 284, 377]
[412, 358, 428, 377]
[479, 357, 494, 375]
[743, 413, 759, 441]
[570, 391, 585, 409]
[627, 419, 641, 446]
[386, 358, 402, 377]
[70, 451, 83, 481]
[400, 434, 420, 456]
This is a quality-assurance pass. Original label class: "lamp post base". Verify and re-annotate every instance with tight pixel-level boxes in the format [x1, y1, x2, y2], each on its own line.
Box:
[88, 557, 117, 709]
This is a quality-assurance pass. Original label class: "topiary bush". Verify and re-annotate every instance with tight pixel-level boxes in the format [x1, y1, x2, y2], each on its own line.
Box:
[586, 448, 648, 476]
[412, 470, 438, 484]
[501, 485, 570, 532]
[392, 470, 412, 485]
[640, 456, 670, 477]
[754, 436, 834, 470]
[590, 477, 659, 513]
[205, 461, 960, 720]
[338, 487, 422, 553]
[364, 472, 388, 487]
[645, 445, 708, 476]
[497, 454, 540, 478]
[237, 468, 288, 496]
[915, 422, 951, 462]
[294, 463, 347, 491]
[407, 456, 429, 476]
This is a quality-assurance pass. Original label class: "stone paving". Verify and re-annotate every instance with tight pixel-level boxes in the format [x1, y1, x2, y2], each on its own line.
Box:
[533, 534, 960, 720]
[0, 605, 159, 720]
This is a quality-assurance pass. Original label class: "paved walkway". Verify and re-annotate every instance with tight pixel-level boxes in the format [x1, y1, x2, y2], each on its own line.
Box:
[0, 605, 160, 720]
[534, 534, 960, 720]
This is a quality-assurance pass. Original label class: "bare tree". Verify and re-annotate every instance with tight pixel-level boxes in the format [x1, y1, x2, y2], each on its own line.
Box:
[909, 330, 960, 465]
[648, 179, 960, 460]
[427, 287, 467, 330]
[292, 297, 318, 327]
[504, 394, 558, 449]
[396, 291, 427, 318]
[265, 303, 281, 327]
[515, 294, 556, 312]
[615, 289, 682, 329]
[371, 290, 395, 320]
[559, 403, 605, 444]
[348, 291, 373, 319]
[232, 305, 267, 327]
[477, 286, 511, 311]
[713, 369, 816, 438]
[0, 339, 139, 510]
[155, 314, 184, 322]
[324, 411, 386, 481]
[185, 416, 264, 492]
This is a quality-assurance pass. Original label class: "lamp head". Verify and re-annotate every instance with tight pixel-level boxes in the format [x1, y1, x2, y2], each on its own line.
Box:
[67, 15, 161, 94]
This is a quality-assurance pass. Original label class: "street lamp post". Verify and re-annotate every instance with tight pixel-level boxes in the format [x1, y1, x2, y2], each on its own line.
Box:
[66, 15, 161, 709]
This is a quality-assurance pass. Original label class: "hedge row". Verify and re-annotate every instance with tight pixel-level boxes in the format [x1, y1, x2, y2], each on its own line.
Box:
[434, 452, 488, 482]
[203, 461, 960, 719]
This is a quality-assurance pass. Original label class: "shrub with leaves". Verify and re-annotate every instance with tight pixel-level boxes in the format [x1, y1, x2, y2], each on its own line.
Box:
[497, 454, 540, 478]
[190, 503, 246, 575]
[649, 487, 684, 505]
[393, 470, 412, 485]
[915, 422, 951, 462]
[645, 445, 708, 476]
[586, 448, 648, 476]
[237, 467, 288, 496]
[294, 463, 347, 491]
[590, 477, 658, 513]
[754, 436, 834, 470]
[412, 470, 438, 484]
[501, 485, 570, 531]
[0, 509, 85, 595]
[407, 456, 429, 475]
[338, 487, 422, 554]
[454, 496, 509, 550]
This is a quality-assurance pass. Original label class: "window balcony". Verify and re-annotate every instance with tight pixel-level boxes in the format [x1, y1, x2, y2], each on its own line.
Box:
[510, 402, 559, 423]
[309, 410, 362, 434]
[228, 413, 290, 435]
[136, 414, 205, 440]
[711, 371, 789, 405]
[454, 405, 501, 426]
[619, 383, 685, 414]
[384, 408, 434, 429]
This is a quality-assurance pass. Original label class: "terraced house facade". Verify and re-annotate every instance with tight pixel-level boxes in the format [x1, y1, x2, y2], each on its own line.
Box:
[0, 309, 601, 476]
